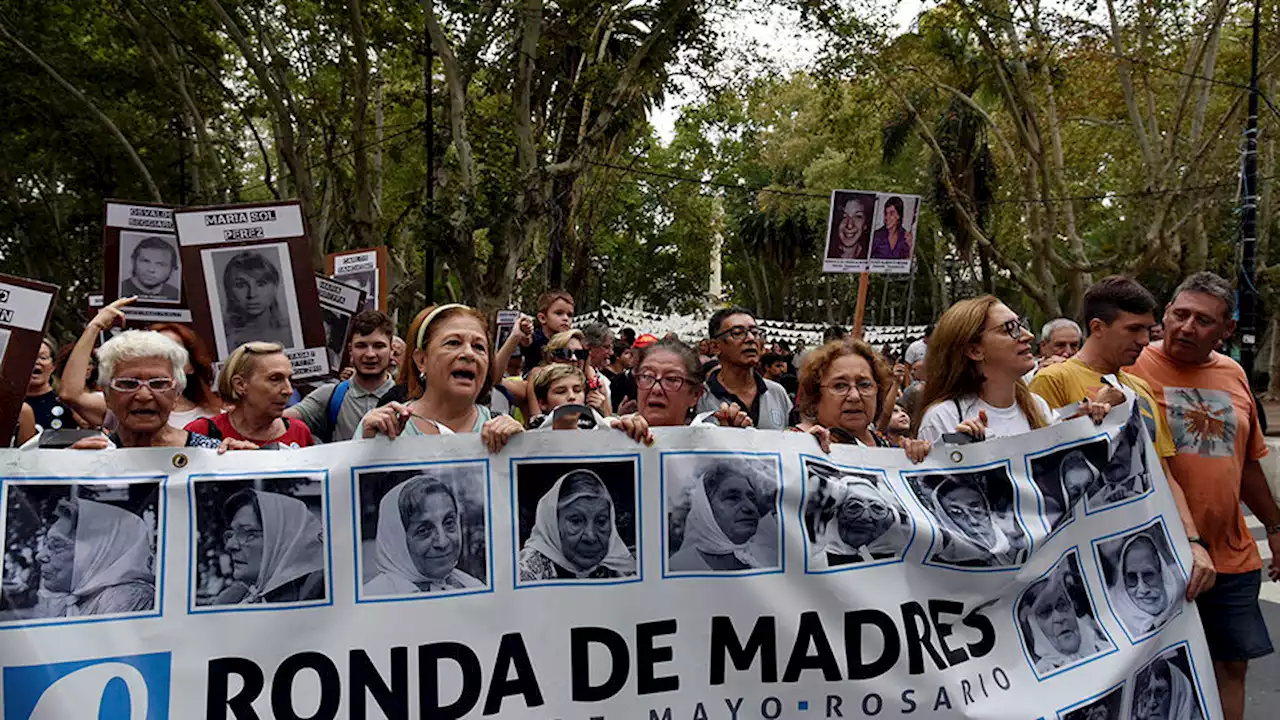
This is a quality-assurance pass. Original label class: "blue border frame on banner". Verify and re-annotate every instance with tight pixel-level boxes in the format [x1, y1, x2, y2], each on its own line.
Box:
[0, 474, 167, 631]
[1013, 545, 1119, 681]
[1023, 432, 1111, 538]
[797, 453, 917, 574]
[1054, 679, 1126, 719]
[1132, 640, 1213, 720]
[350, 458, 495, 604]
[1090, 515, 1189, 645]
[186, 469, 334, 615]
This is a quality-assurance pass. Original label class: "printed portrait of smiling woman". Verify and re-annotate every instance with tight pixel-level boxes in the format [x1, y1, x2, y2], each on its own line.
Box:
[1100, 527, 1185, 639]
[363, 474, 485, 596]
[909, 470, 1029, 569]
[667, 457, 780, 574]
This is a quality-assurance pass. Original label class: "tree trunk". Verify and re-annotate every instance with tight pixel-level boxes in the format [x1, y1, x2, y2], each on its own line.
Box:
[347, 0, 375, 249]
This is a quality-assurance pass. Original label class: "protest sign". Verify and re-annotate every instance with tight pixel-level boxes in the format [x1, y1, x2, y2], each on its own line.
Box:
[0, 408, 1220, 720]
[173, 201, 328, 379]
[495, 309, 521, 350]
[0, 275, 58, 444]
[325, 246, 388, 313]
[823, 190, 921, 275]
[316, 274, 368, 375]
[102, 201, 193, 324]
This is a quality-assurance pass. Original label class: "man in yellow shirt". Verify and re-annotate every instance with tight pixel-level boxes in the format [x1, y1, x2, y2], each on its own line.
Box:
[1030, 276, 1215, 600]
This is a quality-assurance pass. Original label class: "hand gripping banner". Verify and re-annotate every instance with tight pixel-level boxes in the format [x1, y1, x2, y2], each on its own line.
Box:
[0, 405, 1218, 720]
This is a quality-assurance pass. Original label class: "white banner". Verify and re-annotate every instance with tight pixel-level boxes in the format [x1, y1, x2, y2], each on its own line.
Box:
[105, 203, 175, 232]
[0, 409, 1218, 720]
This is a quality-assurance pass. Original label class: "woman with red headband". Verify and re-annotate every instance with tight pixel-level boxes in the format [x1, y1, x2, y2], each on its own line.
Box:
[358, 304, 523, 453]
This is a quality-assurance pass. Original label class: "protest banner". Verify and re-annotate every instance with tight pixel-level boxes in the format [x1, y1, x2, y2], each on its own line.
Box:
[325, 246, 389, 313]
[316, 274, 369, 375]
[101, 201, 193, 324]
[0, 275, 58, 444]
[173, 201, 329, 379]
[0, 407, 1219, 720]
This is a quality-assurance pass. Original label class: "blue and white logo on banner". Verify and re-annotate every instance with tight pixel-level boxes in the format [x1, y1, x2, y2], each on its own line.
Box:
[3, 652, 170, 720]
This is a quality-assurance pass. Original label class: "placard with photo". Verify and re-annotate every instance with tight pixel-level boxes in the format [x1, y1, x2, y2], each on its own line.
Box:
[822, 190, 921, 274]
[102, 201, 192, 324]
[326, 246, 389, 312]
[0, 273, 59, 445]
[316, 274, 368, 376]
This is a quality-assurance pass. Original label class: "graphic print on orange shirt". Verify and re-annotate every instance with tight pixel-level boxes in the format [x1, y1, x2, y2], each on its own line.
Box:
[1164, 387, 1236, 458]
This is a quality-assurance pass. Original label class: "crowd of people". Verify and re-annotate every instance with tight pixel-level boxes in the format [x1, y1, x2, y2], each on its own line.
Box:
[7, 270, 1280, 720]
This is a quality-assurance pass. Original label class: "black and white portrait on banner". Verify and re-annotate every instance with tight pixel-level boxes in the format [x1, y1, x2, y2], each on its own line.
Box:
[1015, 550, 1115, 677]
[823, 191, 876, 267]
[118, 231, 181, 303]
[663, 453, 782, 576]
[1095, 521, 1186, 641]
[513, 458, 639, 586]
[801, 458, 912, 570]
[355, 462, 490, 600]
[1027, 437, 1110, 534]
[201, 243, 303, 357]
[1130, 645, 1206, 720]
[1059, 684, 1124, 720]
[1089, 405, 1155, 512]
[190, 474, 328, 609]
[0, 479, 162, 623]
[905, 465, 1029, 569]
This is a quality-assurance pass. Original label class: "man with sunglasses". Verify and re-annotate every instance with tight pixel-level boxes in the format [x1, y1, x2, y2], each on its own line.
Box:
[696, 307, 793, 429]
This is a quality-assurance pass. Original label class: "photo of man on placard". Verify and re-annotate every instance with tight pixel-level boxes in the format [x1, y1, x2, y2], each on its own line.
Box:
[119, 232, 181, 302]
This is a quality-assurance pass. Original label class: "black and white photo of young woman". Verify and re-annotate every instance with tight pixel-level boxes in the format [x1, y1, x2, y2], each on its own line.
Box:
[1088, 405, 1154, 511]
[824, 191, 876, 261]
[1028, 437, 1110, 533]
[906, 467, 1029, 569]
[118, 231, 181, 303]
[201, 243, 303, 358]
[1, 480, 161, 622]
[1016, 550, 1114, 676]
[1059, 685, 1124, 720]
[514, 459, 638, 585]
[664, 454, 781, 575]
[1095, 522, 1185, 640]
[1130, 645, 1206, 720]
[191, 475, 327, 608]
[355, 463, 489, 599]
[802, 458, 911, 570]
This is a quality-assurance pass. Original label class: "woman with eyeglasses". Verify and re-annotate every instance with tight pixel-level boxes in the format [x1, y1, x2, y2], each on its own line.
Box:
[212, 488, 326, 604]
[540, 329, 612, 417]
[633, 338, 752, 427]
[65, 330, 251, 450]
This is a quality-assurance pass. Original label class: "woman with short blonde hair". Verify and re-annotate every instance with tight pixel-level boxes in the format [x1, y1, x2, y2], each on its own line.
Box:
[187, 341, 314, 447]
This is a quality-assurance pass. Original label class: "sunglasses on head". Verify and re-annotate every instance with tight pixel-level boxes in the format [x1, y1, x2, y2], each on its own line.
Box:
[549, 348, 590, 362]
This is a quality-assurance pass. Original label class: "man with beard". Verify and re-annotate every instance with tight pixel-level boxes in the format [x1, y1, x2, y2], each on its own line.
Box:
[288, 310, 395, 442]
[696, 307, 792, 429]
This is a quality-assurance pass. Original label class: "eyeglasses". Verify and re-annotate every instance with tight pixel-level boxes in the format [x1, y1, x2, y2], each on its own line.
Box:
[549, 348, 590, 362]
[984, 317, 1032, 341]
[839, 499, 891, 521]
[715, 325, 767, 342]
[636, 372, 689, 392]
[822, 380, 878, 397]
[109, 377, 176, 393]
[222, 528, 263, 545]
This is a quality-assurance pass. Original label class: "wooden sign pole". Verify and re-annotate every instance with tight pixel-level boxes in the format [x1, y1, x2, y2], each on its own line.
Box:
[852, 271, 870, 338]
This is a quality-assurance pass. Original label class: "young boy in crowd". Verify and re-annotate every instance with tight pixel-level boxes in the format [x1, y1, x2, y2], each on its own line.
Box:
[522, 289, 575, 374]
[530, 364, 651, 442]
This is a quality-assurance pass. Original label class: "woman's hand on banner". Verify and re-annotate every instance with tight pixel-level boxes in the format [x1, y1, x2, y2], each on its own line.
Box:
[70, 434, 111, 450]
[481, 415, 523, 453]
[955, 410, 988, 440]
[901, 438, 931, 464]
[1066, 400, 1112, 425]
[790, 424, 831, 453]
[217, 438, 259, 453]
[714, 402, 753, 428]
[607, 414, 653, 445]
[1184, 544, 1216, 600]
[362, 403, 413, 439]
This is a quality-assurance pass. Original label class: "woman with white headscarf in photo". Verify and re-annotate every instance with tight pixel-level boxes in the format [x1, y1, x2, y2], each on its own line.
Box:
[1108, 533, 1184, 636]
[518, 470, 636, 581]
[364, 475, 483, 595]
[1042, 450, 1100, 532]
[1092, 410, 1151, 507]
[1132, 654, 1204, 720]
[928, 474, 1027, 567]
[1021, 562, 1112, 673]
[669, 460, 778, 572]
[809, 476, 909, 568]
[35, 497, 155, 617]
[213, 489, 325, 604]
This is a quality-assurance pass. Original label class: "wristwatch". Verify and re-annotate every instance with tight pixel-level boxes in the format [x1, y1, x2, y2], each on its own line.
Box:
[1188, 536, 1210, 551]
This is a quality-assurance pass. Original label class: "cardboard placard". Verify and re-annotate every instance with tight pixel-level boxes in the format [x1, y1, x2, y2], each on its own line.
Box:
[316, 274, 368, 376]
[822, 190, 922, 274]
[102, 201, 193, 323]
[174, 201, 328, 380]
[0, 274, 59, 444]
[495, 309, 521, 351]
[325, 246, 389, 313]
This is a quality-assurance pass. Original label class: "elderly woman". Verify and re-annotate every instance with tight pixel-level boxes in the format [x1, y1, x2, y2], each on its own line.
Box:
[1109, 534, 1184, 636]
[927, 475, 1027, 567]
[1021, 562, 1112, 673]
[35, 496, 155, 617]
[1092, 409, 1152, 507]
[223, 250, 291, 349]
[358, 304, 522, 453]
[187, 342, 312, 447]
[518, 470, 636, 581]
[632, 338, 751, 428]
[809, 476, 910, 568]
[669, 459, 778, 572]
[364, 475, 483, 595]
[212, 489, 325, 604]
[64, 330, 235, 450]
[1043, 451, 1100, 531]
[1133, 654, 1204, 720]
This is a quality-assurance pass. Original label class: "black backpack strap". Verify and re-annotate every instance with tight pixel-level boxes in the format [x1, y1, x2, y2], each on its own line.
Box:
[202, 417, 222, 441]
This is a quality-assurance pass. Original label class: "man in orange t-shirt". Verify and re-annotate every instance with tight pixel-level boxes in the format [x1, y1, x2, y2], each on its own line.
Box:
[1130, 272, 1280, 720]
